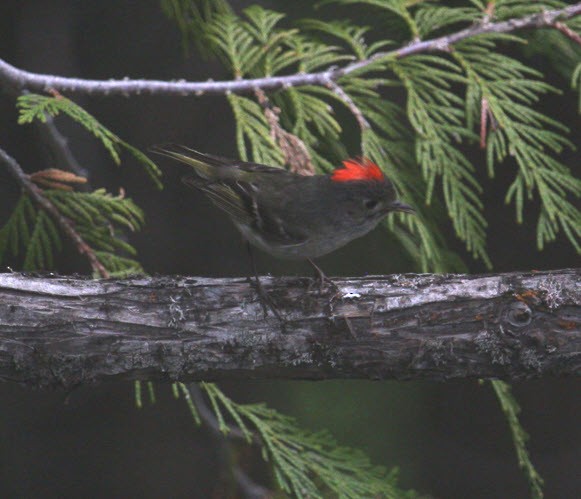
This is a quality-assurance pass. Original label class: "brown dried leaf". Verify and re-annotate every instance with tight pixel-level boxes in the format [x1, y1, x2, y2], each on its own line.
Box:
[30, 176, 74, 191]
[255, 89, 315, 176]
[30, 168, 87, 184]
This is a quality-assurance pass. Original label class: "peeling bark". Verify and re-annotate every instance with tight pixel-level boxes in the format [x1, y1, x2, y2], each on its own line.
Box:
[0, 269, 579, 388]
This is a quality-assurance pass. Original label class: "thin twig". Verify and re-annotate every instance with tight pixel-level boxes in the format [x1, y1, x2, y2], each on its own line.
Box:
[480, 97, 489, 149]
[0, 147, 109, 277]
[324, 78, 370, 130]
[552, 21, 581, 46]
[188, 384, 272, 499]
[6, 85, 89, 183]
[0, 4, 579, 97]
[36, 113, 89, 181]
[482, 1, 496, 24]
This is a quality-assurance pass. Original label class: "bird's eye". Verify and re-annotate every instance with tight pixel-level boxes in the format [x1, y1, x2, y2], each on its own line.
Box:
[364, 199, 379, 210]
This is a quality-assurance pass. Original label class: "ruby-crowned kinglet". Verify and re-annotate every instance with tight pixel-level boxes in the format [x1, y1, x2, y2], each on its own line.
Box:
[153, 145, 414, 322]
[154, 145, 414, 261]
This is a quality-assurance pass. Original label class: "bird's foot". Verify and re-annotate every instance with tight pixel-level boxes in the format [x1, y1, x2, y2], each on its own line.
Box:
[247, 275, 287, 328]
[307, 273, 339, 295]
[306, 258, 339, 295]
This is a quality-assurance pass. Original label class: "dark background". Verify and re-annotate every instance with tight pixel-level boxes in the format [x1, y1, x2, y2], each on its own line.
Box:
[0, 1, 580, 497]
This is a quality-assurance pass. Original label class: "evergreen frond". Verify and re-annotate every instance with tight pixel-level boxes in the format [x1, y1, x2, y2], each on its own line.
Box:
[0, 188, 145, 276]
[525, 29, 581, 80]
[491, 380, 544, 499]
[189, 383, 416, 499]
[160, 0, 232, 56]
[573, 63, 581, 113]
[23, 211, 61, 270]
[242, 6, 300, 76]
[469, 0, 566, 21]
[324, 0, 420, 39]
[48, 189, 145, 232]
[286, 36, 352, 73]
[206, 13, 264, 77]
[16, 94, 162, 188]
[0, 194, 35, 264]
[288, 87, 343, 139]
[393, 55, 491, 267]
[201, 382, 253, 441]
[455, 35, 581, 254]
[363, 129, 463, 272]
[228, 94, 285, 164]
[243, 5, 286, 44]
[279, 68, 467, 272]
[414, 4, 477, 38]
[206, 7, 341, 78]
[48, 188, 145, 276]
[0, 195, 63, 270]
[300, 19, 375, 60]
[273, 86, 346, 173]
[175, 383, 201, 424]
[92, 252, 143, 277]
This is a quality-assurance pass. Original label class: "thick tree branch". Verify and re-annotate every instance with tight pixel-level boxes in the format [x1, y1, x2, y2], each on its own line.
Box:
[0, 4, 579, 97]
[0, 269, 579, 389]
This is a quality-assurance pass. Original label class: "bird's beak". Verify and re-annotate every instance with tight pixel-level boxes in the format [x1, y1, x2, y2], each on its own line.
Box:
[390, 200, 415, 214]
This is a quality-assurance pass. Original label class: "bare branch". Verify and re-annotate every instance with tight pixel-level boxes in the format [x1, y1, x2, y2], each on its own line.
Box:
[0, 148, 109, 277]
[552, 21, 581, 46]
[0, 269, 579, 388]
[35, 113, 89, 181]
[324, 79, 370, 130]
[0, 4, 579, 97]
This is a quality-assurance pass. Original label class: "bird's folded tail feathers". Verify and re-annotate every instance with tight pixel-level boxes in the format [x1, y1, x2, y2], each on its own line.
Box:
[150, 144, 233, 180]
[151, 144, 290, 176]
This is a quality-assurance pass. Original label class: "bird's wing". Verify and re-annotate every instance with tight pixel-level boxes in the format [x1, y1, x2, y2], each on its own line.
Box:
[183, 175, 308, 246]
[182, 176, 253, 226]
[154, 144, 308, 246]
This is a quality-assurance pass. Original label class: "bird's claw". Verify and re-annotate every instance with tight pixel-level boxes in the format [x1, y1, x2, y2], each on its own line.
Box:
[247, 276, 287, 328]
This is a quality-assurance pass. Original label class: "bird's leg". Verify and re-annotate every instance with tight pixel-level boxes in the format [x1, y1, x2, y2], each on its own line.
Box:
[307, 258, 338, 294]
[246, 242, 286, 324]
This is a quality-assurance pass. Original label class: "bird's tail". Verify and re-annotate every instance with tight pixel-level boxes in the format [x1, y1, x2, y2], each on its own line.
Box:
[150, 144, 232, 181]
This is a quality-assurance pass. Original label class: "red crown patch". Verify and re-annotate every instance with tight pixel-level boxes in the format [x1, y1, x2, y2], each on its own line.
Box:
[331, 158, 385, 182]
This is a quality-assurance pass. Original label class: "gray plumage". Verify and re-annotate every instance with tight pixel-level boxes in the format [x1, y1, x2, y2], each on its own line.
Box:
[153, 145, 413, 259]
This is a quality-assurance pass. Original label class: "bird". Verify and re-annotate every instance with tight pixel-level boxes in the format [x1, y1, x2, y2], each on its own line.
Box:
[153, 145, 414, 321]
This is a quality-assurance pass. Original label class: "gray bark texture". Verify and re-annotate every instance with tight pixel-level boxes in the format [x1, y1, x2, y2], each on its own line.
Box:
[0, 269, 579, 389]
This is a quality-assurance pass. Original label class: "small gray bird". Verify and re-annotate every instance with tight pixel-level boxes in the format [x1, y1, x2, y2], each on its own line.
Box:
[153, 145, 414, 319]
